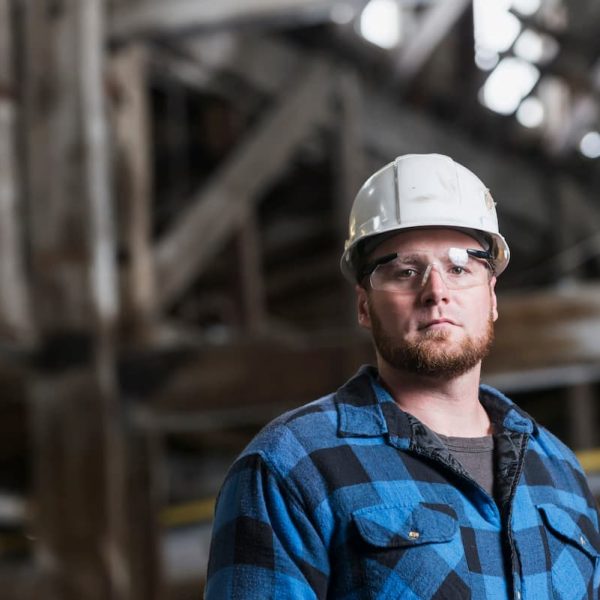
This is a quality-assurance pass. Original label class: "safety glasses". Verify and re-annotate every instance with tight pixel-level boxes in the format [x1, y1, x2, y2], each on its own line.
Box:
[360, 247, 493, 293]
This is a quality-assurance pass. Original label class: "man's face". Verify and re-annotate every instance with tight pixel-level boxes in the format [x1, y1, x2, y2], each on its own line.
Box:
[356, 229, 498, 379]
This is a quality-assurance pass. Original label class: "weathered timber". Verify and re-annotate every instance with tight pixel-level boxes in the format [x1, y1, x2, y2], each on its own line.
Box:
[125, 427, 166, 600]
[0, 565, 42, 600]
[235, 211, 267, 334]
[491, 284, 600, 374]
[110, 44, 157, 342]
[395, 0, 471, 84]
[267, 254, 340, 300]
[135, 285, 600, 414]
[0, 0, 33, 343]
[154, 59, 333, 308]
[333, 68, 365, 242]
[23, 1, 94, 330]
[30, 372, 113, 600]
[554, 176, 600, 277]
[567, 384, 597, 450]
[333, 67, 365, 335]
[110, 0, 358, 40]
[22, 1, 130, 599]
[181, 34, 304, 96]
[169, 33, 599, 270]
[148, 333, 374, 413]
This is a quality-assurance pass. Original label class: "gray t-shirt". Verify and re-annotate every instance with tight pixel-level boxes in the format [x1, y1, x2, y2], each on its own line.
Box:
[437, 433, 495, 497]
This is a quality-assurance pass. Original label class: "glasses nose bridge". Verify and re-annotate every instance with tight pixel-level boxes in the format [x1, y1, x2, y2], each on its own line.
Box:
[419, 260, 447, 289]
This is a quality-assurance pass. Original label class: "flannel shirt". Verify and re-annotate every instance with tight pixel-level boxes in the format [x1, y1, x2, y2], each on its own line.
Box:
[206, 366, 600, 599]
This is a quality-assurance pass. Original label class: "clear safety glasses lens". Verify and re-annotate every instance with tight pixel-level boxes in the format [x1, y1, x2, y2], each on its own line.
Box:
[367, 247, 492, 293]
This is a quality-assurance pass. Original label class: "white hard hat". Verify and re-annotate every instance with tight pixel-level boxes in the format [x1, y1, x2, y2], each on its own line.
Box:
[340, 153, 510, 282]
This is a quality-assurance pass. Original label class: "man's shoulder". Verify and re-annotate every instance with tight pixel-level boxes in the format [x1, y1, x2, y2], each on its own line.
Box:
[241, 366, 379, 461]
[238, 393, 342, 471]
[530, 421, 585, 471]
[481, 384, 585, 471]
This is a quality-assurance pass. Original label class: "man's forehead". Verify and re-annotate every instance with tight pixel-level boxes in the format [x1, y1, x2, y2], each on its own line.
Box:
[372, 228, 484, 257]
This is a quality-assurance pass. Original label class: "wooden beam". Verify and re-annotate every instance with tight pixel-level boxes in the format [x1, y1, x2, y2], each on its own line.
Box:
[333, 68, 365, 242]
[556, 177, 600, 275]
[0, 565, 43, 600]
[0, 0, 33, 343]
[30, 372, 114, 600]
[267, 254, 339, 299]
[333, 67, 365, 331]
[395, 0, 471, 84]
[23, 0, 121, 369]
[490, 283, 600, 373]
[181, 34, 304, 96]
[146, 333, 374, 412]
[236, 211, 267, 334]
[567, 383, 597, 450]
[110, 0, 357, 40]
[154, 59, 333, 308]
[125, 428, 167, 600]
[22, 1, 129, 599]
[110, 44, 157, 341]
[127, 285, 600, 414]
[168, 33, 598, 268]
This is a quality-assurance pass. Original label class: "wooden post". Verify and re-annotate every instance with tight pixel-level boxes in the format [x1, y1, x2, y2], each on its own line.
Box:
[125, 426, 167, 600]
[333, 68, 364, 333]
[0, 0, 34, 343]
[22, 1, 130, 599]
[110, 44, 157, 343]
[333, 68, 364, 250]
[236, 210, 268, 335]
[567, 383, 597, 451]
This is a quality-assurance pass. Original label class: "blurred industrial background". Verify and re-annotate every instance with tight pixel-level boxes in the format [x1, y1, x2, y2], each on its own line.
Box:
[1, 0, 600, 598]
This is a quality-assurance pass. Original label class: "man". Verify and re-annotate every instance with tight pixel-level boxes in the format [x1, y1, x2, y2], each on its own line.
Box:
[205, 154, 600, 599]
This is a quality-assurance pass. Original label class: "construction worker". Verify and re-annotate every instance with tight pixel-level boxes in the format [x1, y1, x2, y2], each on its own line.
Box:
[205, 154, 600, 599]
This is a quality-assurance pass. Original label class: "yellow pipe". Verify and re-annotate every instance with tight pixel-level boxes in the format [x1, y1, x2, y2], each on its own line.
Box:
[158, 449, 600, 529]
[160, 497, 215, 527]
[576, 449, 600, 474]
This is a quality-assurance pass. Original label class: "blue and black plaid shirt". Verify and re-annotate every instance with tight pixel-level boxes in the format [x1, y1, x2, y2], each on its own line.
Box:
[206, 366, 600, 599]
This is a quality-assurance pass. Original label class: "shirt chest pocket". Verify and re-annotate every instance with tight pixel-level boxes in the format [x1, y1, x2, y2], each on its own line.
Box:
[537, 504, 600, 600]
[350, 503, 471, 600]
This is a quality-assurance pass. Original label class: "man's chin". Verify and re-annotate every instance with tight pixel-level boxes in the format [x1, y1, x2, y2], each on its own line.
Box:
[412, 328, 456, 346]
[376, 328, 493, 379]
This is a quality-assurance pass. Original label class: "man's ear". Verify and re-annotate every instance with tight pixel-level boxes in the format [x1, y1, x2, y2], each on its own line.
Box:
[356, 285, 372, 330]
[490, 276, 498, 322]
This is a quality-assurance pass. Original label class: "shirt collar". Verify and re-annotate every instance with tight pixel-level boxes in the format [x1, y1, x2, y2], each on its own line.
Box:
[335, 365, 537, 441]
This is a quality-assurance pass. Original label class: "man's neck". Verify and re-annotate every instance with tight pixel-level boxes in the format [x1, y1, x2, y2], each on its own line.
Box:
[377, 360, 492, 438]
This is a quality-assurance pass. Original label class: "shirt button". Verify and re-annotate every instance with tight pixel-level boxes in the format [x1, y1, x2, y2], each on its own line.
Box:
[515, 591, 521, 600]
[580, 535, 587, 546]
[408, 530, 420, 540]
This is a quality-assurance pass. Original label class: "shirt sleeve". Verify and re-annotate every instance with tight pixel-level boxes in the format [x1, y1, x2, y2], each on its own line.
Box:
[205, 452, 330, 599]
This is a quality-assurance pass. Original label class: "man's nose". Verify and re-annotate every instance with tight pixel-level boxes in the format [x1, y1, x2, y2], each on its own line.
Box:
[419, 265, 449, 304]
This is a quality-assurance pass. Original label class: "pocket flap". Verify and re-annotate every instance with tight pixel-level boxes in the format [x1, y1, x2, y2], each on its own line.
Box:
[352, 503, 458, 548]
[537, 504, 600, 559]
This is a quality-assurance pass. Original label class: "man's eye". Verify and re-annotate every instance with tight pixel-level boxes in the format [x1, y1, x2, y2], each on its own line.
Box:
[449, 266, 467, 275]
[391, 267, 419, 279]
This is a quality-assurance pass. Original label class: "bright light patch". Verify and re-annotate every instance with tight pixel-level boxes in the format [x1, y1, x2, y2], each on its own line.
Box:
[579, 131, 600, 159]
[474, 0, 521, 53]
[475, 48, 500, 71]
[331, 3, 356, 25]
[511, 0, 542, 17]
[514, 30, 544, 62]
[359, 0, 402, 49]
[516, 96, 544, 128]
[481, 58, 540, 115]
[514, 29, 559, 64]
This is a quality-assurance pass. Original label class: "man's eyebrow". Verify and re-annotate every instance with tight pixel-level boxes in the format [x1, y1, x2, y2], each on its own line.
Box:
[389, 252, 425, 261]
